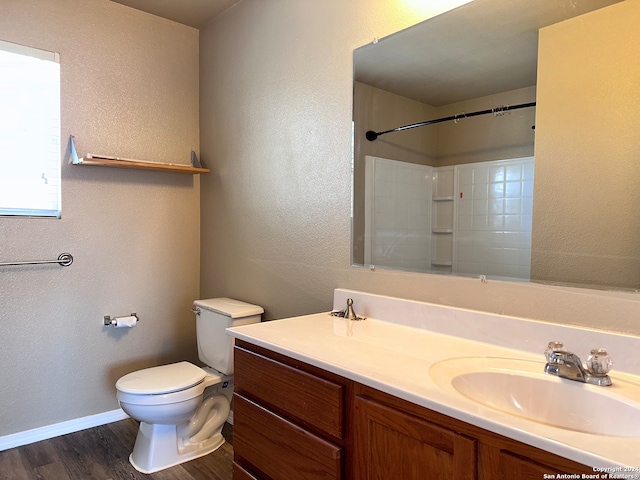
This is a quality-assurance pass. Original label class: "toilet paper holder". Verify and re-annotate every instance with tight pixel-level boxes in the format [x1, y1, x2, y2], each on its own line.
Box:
[104, 313, 139, 327]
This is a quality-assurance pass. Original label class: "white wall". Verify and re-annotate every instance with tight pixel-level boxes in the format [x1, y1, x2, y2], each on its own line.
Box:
[0, 0, 200, 437]
[199, 0, 640, 334]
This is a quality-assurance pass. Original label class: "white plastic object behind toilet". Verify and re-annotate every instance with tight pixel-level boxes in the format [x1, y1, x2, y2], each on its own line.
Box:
[115, 298, 263, 474]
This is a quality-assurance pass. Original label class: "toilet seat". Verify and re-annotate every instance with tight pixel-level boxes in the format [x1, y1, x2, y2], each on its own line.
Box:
[117, 361, 206, 395]
[116, 362, 209, 406]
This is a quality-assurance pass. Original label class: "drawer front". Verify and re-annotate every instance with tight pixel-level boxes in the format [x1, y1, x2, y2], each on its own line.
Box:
[233, 462, 259, 480]
[234, 346, 344, 439]
[234, 393, 342, 480]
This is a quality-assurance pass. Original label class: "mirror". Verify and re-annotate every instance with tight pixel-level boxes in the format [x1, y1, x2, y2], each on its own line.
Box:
[352, 0, 640, 291]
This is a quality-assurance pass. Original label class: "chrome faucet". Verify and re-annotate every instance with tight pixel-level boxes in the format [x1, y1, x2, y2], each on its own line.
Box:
[330, 298, 366, 321]
[544, 342, 612, 386]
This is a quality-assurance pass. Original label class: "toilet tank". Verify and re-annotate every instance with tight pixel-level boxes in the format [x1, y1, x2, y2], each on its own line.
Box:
[193, 298, 263, 375]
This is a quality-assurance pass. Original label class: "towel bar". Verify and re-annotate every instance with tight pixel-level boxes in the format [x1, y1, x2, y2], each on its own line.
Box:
[0, 253, 73, 267]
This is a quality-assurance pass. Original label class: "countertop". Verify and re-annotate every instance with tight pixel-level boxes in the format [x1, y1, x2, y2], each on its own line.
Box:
[227, 300, 640, 470]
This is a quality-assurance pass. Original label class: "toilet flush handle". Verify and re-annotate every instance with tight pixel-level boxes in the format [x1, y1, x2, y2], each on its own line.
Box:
[190, 307, 201, 315]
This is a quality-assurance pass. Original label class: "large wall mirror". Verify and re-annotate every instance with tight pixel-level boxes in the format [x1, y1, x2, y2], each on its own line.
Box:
[352, 0, 640, 291]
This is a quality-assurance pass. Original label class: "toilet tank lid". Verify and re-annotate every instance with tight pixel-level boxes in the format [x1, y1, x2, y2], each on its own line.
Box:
[116, 361, 205, 395]
[193, 297, 264, 318]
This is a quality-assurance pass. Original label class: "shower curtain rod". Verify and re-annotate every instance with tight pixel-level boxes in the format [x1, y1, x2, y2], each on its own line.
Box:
[365, 101, 536, 141]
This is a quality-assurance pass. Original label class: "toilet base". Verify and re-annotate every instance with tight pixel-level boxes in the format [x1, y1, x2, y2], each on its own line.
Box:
[129, 421, 225, 474]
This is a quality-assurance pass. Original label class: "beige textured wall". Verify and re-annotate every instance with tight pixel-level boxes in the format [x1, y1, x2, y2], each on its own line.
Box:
[0, 0, 200, 436]
[532, 0, 640, 289]
[200, 0, 640, 335]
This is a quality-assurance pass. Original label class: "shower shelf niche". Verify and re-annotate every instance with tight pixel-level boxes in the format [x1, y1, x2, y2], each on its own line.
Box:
[431, 167, 455, 272]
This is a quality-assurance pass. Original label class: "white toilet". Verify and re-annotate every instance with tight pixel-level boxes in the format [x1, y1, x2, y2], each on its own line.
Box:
[115, 298, 263, 474]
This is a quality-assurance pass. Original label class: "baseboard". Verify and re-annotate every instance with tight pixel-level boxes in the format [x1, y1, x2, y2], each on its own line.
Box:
[0, 408, 129, 452]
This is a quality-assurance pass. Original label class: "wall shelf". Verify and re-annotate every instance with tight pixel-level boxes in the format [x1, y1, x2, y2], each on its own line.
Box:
[432, 196, 454, 201]
[73, 156, 210, 174]
[69, 136, 209, 174]
[432, 228, 453, 234]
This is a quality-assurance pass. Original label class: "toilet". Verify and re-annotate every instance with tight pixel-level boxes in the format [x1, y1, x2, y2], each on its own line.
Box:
[115, 298, 263, 474]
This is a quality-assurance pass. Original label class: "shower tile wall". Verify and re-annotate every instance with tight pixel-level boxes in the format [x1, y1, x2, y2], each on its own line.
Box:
[364, 156, 433, 272]
[455, 157, 534, 279]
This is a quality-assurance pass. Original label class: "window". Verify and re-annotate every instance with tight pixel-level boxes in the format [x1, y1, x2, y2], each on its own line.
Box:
[0, 40, 61, 217]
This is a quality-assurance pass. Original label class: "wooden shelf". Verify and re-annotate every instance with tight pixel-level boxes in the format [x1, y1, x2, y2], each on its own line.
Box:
[73, 156, 209, 174]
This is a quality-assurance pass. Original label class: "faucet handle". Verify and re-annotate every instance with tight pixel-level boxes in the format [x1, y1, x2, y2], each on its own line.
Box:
[544, 341, 566, 362]
[587, 348, 612, 376]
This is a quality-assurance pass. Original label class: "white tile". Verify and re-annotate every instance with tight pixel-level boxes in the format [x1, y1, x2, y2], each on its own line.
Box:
[505, 181, 522, 198]
[490, 165, 505, 182]
[488, 214, 504, 230]
[504, 214, 521, 230]
[489, 198, 504, 214]
[505, 198, 521, 214]
[472, 215, 488, 230]
[473, 199, 488, 215]
[489, 182, 505, 198]
[506, 164, 522, 181]
[458, 169, 474, 186]
[473, 183, 489, 200]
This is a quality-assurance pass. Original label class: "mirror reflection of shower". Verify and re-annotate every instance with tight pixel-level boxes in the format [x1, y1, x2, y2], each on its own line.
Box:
[364, 155, 533, 280]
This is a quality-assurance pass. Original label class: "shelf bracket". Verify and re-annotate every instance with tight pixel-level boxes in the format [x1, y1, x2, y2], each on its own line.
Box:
[70, 135, 80, 164]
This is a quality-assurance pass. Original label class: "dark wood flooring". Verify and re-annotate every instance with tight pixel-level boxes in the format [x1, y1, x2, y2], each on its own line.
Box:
[0, 419, 233, 480]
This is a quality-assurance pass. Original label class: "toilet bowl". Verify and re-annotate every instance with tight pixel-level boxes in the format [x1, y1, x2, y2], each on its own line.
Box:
[116, 361, 233, 473]
[115, 298, 263, 474]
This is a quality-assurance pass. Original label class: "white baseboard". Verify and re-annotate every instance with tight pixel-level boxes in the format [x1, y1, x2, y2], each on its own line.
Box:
[0, 408, 129, 452]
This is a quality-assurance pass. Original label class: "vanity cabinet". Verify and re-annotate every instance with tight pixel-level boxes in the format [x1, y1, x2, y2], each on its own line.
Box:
[233, 340, 593, 480]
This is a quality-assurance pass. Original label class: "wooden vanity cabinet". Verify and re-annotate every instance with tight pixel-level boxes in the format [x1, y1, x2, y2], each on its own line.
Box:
[233, 340, 593, 480]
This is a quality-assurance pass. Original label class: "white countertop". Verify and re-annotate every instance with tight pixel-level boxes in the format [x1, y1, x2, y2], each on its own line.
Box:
[226, 289, 640, 470]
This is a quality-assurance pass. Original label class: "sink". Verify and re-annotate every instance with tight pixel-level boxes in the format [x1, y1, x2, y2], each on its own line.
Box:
[429, 357, 640, 437]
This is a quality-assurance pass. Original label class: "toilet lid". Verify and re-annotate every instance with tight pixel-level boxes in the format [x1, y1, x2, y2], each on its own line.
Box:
[116, 361, 206, 395]
[194, 297, 264, 318]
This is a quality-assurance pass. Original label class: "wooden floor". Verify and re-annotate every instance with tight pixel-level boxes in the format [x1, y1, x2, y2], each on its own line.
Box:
[0, 419, 233, 480]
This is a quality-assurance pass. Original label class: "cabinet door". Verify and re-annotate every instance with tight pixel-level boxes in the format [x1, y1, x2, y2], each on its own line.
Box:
[353, 395, 477, 480]
[496, 450, 590, 480]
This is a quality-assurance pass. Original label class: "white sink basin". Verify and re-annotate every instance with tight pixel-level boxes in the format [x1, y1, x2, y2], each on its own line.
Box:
[429, 357, 640, 437]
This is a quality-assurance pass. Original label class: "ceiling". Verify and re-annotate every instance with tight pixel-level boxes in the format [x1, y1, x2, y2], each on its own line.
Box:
[354, 0, 621, 106]
[110, 0, 239, 29]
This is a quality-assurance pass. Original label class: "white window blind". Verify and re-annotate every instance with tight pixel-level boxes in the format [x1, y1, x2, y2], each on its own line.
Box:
[0, 40, 61, 217]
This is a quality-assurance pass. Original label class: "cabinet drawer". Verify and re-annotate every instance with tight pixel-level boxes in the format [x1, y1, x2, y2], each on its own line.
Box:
[233, 462, 258, 480]
[234, 393, 342, 480]
[234, 345, 344, 439]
